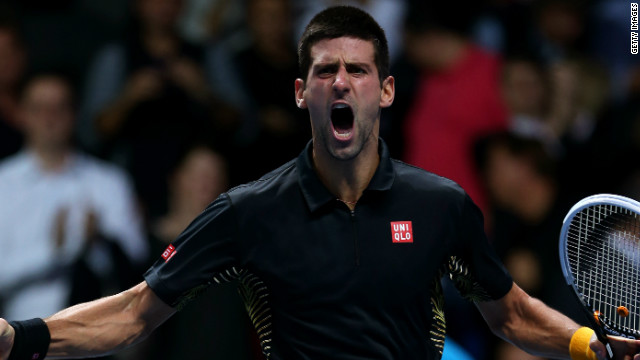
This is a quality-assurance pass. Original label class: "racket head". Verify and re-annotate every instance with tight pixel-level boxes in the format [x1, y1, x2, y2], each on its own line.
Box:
[559, 194, 640, 340]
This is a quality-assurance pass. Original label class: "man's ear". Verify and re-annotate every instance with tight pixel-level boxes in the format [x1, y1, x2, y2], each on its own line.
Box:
[295, 78, 307, 109]
[380, 76, 395, 108]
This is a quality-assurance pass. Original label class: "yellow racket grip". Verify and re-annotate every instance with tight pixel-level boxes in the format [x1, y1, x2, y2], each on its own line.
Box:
[569, 327, 597, 360]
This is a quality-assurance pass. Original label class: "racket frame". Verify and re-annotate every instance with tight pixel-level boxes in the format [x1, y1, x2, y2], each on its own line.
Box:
[559, 194, 640, 359]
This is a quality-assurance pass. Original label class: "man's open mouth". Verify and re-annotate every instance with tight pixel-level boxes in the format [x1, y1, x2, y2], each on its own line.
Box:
[330, 103, 354, 140]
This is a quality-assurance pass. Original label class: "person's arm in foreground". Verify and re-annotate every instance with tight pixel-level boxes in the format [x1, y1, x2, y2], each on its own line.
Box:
[478, 282, 640, 360]
[0, 281, 175, 360]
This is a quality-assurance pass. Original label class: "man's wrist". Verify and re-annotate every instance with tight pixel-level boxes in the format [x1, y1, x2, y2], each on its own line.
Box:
[7, 319, 50, 360]
[569, 327, 597, 360]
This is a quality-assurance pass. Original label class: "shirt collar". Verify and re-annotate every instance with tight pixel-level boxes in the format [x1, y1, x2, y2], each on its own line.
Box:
[297, 138, 395, 213]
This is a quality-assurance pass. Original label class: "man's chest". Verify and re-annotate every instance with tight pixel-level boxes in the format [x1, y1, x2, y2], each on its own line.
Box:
[240, 203, 456, 307]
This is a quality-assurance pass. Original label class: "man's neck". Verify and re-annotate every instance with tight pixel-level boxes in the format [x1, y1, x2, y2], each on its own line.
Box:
[31, 145, 72, 173]
[312, 139, 380, 209]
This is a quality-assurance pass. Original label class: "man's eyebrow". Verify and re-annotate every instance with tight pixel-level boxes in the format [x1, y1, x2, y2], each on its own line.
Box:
[345, 62, 372, 70]
[312, 60, 339, 68]
[312, 60, 373, 70]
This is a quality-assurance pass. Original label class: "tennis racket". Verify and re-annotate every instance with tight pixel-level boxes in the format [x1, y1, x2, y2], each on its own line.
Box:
[559, 194, 640, 359]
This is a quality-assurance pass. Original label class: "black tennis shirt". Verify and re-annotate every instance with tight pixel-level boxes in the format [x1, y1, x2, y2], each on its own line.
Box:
[144, 139, 513, 359]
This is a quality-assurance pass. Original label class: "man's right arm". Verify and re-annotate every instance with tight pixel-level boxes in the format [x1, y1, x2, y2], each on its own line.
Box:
[0, 281, 175, 360]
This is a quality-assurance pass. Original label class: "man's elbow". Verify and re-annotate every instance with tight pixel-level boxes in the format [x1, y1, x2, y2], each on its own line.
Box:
[477, 283, 529, 341]
[123, 281, 175, 339]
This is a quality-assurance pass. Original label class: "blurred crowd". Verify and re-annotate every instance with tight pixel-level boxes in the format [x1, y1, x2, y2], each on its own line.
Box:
[0, 0, 638, 359]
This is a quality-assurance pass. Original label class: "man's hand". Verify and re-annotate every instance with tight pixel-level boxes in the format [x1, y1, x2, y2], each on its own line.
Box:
[590, 334, 640, 360]
[0, 318, 14, 360]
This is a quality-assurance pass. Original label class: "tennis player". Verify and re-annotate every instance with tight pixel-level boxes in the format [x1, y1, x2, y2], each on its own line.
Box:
[1, 6, 639, 360]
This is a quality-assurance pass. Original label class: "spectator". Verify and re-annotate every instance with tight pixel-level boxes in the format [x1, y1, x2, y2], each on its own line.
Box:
[78, 0, 239, 218]
[546, 58, 611, 199]
[400, 2, 508, 214]
[136, 144, 254, 360]
[178, 0, 246, 44]
[475, 132, 587, 359]
[0, 17, 26, 160]
[0, 73, 148, 321]
[531, 0, 587, 65]
[150, 145, 229, 248]
[475, 132, 584, 321]
[501, 56, 610, 157]
[213, 0, 310, 184]
[546, 59, 608, 145]
[573, 64, 640, 200]
[500, 58, 552, 145]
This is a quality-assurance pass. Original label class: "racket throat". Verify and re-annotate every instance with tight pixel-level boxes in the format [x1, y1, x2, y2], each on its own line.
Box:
[605, 343, 613, 359]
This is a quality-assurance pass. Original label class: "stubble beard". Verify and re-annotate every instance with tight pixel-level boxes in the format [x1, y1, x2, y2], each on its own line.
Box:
[317, 121, 374, 162]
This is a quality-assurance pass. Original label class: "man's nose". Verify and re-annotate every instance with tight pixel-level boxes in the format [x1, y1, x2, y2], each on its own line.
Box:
[332, 67, 350, 94]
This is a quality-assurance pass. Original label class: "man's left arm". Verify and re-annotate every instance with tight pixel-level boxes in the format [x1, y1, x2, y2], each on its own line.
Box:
[477, 282, 640, 360]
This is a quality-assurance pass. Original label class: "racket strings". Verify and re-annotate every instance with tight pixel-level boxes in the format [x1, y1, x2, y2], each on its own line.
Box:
[568, 221, 640, 290]
[566, 204, 640, 336]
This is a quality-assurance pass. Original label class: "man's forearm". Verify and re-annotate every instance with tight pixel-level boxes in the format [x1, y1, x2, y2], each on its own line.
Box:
[478, 283, 579, 359]
[502, 295, 578, 358]
[45, 282, 175, 359]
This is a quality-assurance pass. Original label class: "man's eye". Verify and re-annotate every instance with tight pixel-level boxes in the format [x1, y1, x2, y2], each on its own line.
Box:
[317, 67, 334, 76]
[348, 66, 367, 74]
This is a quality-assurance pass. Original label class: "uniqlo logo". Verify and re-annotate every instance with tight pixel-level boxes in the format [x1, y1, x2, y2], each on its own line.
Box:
[390, 221, 413, 243]
[161, 244, 177, 262]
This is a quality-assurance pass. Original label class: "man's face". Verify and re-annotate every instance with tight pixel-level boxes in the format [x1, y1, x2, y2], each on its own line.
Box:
[295, 37, 394, 161]
[20, 77, 74, 150]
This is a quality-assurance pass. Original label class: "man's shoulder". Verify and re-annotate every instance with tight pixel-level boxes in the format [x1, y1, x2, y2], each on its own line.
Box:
[0, 152, 39, 184]
[391, 159, 466, 198]
[0, 152, 27, 175]
[227, 158, 299, 203]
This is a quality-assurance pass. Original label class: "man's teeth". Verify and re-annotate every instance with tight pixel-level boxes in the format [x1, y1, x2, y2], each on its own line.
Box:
[333, 103, 349, 109]
[334, 131, 352, 139]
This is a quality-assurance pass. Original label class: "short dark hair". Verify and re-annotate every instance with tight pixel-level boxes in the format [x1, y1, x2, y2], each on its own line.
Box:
[475, 132, 557, 179]
[297, 6, 389, 84]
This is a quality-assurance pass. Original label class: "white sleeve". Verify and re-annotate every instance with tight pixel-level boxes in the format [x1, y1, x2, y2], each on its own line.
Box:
[91, 165, 149, 264]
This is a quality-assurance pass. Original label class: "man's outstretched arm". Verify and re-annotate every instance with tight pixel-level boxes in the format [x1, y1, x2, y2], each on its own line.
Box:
[477, 282, 640, 360]
[0, 281, 176, 360]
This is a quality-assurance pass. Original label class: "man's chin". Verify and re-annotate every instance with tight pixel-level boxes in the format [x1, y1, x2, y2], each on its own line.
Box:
[314, 131, 372, 162]
[327, 143, 362, 162]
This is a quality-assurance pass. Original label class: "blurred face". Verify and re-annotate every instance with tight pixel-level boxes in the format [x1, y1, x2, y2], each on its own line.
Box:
[174, 148, 228, 209]
[20, 77, 74, 150]
[137, 0, 183, 31]
[295, 37, 394, 161]
[501, 61, 546, 117]
[248, 0, 291, 46]
[484, 143, 527, 209]
[538, 3, 583, 47]
[405, 30, 457, 70]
